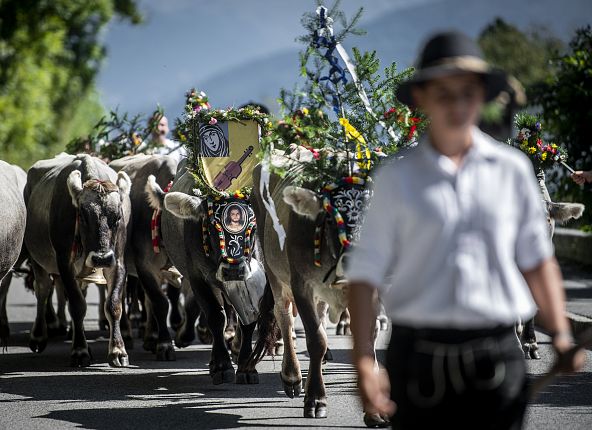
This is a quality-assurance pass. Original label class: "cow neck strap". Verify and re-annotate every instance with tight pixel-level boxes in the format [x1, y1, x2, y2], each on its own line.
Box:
[313, 176, 365, 267]
[151, 180, 173, 254]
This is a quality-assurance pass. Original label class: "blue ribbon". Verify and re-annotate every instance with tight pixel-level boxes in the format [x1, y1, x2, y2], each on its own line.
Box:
[312, 7, 348, 114]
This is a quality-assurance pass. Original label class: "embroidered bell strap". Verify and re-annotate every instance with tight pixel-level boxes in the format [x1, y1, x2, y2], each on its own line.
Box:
[151, 181, 173, 253]
[314, 176, 366, 266]
[243, 221, 256, 259]
[70, 212, 82, 261]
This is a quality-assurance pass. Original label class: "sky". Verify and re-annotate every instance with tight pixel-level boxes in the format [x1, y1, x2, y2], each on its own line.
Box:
[96, 0, 592, 120]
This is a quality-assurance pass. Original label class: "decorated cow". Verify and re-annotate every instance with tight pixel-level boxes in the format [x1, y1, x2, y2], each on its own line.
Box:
[109, 153, 180, 360]
[508, 114, 585, 359]
[24, 154, 132, 367]
[145, 91, 276, 384]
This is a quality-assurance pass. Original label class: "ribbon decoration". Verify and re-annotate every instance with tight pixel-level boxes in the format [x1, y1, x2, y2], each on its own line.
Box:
[339, 117, 371, 171]
[259, 150, 287, 250]
[151, 181, 173, 253]
[315, 6, 400, 143]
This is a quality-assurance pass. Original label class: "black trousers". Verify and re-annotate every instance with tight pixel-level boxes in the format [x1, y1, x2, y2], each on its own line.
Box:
[386, 325, 528, 430]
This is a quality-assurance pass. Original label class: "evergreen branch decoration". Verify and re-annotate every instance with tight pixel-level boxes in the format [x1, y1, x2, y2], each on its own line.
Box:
[261, 1, 426, 192]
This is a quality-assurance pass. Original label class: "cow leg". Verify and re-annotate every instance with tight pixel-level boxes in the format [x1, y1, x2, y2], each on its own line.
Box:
[236, 321, 259, 384]
[292, 279, 328, 419]
[271, 278, 302, 398]
[230, 322, 242, 364]
[317, 301, 333, 363]
[103, 259, 129, 367]
[55, 269, 92, 367]
[336, 308, 351, 336]
[29, 261, 52, 354]
[97, 284, 108, 331]
[522, 317, 540, 360]
[127, 275, 144, 332]
[119, 279, 133, 350]
[0, 272, 12, 348]
[45, 285, 66, 337]
[191, 279, 234, 385]
[55, 280, 68, 335]
[176, 283, 200, 347]
[166, 283, 183, 331]
[136, 267, 175, 361]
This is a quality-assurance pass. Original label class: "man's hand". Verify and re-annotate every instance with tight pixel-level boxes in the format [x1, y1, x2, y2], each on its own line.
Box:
[356, 356, 396, 417]
[571, 170, 592, 185]
[552, 331, 586, 373]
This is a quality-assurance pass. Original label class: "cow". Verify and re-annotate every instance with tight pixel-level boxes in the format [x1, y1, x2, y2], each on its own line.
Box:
[0, 161, 27, 347]
[518, 171, 585, 359]
[251, 148, 385, 425]
[146, 159, 276, 385]
[109, 154, 179, 360]
[24, 154, 132, 367]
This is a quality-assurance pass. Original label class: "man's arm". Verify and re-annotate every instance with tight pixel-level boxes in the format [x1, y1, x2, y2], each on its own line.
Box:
[571, 170, 592, 185]
[348, 281, 396, 416]
[522, 257, 585, 371]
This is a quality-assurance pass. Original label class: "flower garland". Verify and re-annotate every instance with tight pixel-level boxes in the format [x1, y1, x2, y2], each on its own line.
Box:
[174, 88, 269, 199]
[507, 113, 568, 171]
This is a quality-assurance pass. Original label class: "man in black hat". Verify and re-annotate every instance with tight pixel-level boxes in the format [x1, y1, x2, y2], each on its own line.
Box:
[347, 31, 584, 429]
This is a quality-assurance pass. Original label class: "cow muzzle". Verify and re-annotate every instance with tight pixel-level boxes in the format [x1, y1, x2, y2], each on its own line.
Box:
[86, 250, 115, 268]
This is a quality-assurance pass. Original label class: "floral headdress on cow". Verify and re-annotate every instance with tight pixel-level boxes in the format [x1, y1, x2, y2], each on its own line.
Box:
[507, 112, 569, 171]
[260, 2, 425, 192]
[66, 107, 165, 161]
[173, 88, 270, 199]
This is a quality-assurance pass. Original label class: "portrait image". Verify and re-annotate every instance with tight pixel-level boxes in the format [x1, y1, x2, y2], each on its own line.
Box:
[199, 123, 229, 157]
[222, 203, 247, 233]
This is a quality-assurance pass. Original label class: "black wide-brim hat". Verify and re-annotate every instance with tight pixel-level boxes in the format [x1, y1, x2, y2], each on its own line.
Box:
[396, 31, 509, 106]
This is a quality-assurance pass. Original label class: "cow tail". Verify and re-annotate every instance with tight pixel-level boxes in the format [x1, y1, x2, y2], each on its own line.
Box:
[248, 280, 278, 366]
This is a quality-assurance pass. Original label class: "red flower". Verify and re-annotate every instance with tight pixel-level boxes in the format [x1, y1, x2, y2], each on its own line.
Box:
[408, 125, 417, 140]
[384, 107, 397, 119]
[536, 138, 542, 147]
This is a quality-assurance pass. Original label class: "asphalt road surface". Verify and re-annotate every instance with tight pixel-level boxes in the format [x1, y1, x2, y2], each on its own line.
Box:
[1, 276, 591, 430]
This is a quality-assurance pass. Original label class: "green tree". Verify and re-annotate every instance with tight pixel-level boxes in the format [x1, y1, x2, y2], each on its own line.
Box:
[0, 0, 141, 167]
[531, 26, 592, 223]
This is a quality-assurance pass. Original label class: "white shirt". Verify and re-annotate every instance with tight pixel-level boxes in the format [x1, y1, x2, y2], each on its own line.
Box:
[346, 127, 554, 329]
[140, 138, 187, 164]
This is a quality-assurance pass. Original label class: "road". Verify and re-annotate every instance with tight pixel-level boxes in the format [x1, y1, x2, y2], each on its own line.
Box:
[0, 274, 591, 430]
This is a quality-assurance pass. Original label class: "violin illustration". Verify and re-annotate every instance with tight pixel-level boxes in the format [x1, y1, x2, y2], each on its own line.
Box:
[213, 146, 254, 191]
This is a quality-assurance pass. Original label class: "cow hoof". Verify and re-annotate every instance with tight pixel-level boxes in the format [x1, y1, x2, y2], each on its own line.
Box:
[175, 330, 195, 349]
[236, 370, 259, 384]
[281, 374, 302, 398]
[98, 319, 109, 332]
[364, 412, 390, 428]
[323, 348, 334, 363]
[108, 352, 129, 368]
[70, 348, 92, 367]
[529, 343, 541, 360]
[212, 368, 235, 385]
[304, 401, 327, 418]
[197, 325, 213, 345]
[156, 343, 176, 361]
[143, 337, 158, 353]
[29, 337, 47, 353]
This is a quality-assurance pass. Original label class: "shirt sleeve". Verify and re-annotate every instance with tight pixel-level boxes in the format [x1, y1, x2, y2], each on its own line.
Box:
[345, 164, 397, 291]
[514, 160, 555, 271]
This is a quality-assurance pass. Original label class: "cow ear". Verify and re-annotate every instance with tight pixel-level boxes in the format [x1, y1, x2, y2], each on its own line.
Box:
[145, 175, 165, 211]
[116, 171, 131, 199]
[164, 192, 204, 220]
[283, 186, 322, 220]
[67, 170, 83, 207]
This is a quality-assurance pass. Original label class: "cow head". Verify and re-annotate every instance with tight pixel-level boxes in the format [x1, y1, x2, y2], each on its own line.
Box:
[67, 170, 131, 268]
[164, 191, 257, 283]
[283, 180, 371, 280]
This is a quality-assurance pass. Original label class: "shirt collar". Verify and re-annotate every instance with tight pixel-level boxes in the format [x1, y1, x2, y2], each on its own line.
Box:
[419, 126, 497, 175]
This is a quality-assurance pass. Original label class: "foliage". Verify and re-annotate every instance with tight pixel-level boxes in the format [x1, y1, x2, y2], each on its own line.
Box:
[262, 1, 424, 191]
[65, 107, 163, 161]
[530, 26, 592, 222]
[478, 18, 563, 96]
[506, 113, 567, 171]
[174, 88, 269, 198]
[0, 0, 141, 167]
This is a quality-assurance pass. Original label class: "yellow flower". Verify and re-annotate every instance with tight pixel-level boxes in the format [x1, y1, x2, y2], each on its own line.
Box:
[528, 147, 537, 154]
[541, 152, 548, 161]
[551, 143, 558, 149]
[301, 107, 309, 116]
